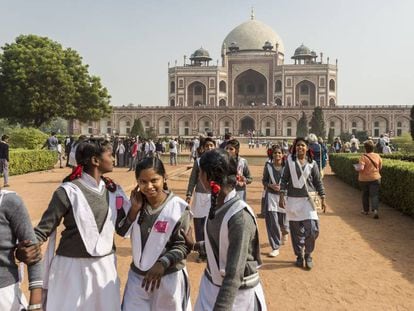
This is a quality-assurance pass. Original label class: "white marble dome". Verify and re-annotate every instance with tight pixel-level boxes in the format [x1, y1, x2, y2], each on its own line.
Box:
[222, 19, 285, 53]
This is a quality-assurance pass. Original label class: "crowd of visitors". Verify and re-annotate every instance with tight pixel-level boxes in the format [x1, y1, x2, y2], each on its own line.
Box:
[0, 127, 391, 310]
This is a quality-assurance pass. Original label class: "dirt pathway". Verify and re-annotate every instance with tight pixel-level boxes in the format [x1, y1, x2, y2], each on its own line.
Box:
[9, 153, 414, 310]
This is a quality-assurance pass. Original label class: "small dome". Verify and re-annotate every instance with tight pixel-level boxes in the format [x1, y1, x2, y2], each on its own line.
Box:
[294, 44, 311, 57]
[191, 47, 211, 59]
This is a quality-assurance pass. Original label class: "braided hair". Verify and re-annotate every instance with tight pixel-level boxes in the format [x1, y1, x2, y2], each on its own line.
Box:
[199, 149, 238, 219]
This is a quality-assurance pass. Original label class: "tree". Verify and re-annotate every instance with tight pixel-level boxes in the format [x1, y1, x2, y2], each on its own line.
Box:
[411, 105, 414, 141]
[327, 128, 335, 144]
[309, 107, 326, 138]
[130, 119, 145, 138]
[296, 112, 308, 137]
[0, 34, 111, 127]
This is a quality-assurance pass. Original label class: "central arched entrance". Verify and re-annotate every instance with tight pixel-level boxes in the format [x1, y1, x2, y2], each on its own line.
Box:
[234, 70, 267, 106]
[240, 116, 255, 135]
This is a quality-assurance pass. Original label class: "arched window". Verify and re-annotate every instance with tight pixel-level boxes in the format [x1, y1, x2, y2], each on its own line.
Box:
[275, 98, 282, 106]
[301, 100, 309, 106]
[352, 121, 357, 128]
[219, 81, 226, 92]
[329, 98, 336, 106]
[170, 81, 175, 93]
[329, 79, 335, 91]
[194, 86, 202, 95]
[397, 121, 402, 127]
[300, 85, 309, 95]
[219, 99, 226, 107]
[170, 99, 175, 106]
[126, 121, 131, 127]
[275, 80, 282, 92]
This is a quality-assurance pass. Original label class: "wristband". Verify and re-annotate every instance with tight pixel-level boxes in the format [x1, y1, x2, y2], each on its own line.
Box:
[27, 304, 42, 310]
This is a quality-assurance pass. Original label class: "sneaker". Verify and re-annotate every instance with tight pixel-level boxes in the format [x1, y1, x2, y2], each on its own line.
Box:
[305, 255, 313, 270]
[360, 210, 369, 215]
[373, 210, 379, 219]
[295, 256, 304, 268]
[268, 249, 280, 257]
[3, 184, 10, 187]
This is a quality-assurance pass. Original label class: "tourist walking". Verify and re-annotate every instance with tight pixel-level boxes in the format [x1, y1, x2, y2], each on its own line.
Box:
[262, 145, 289, 257]
[355, 140, 382, 219]
[186, 149, 266, 310]
[279, 137, 326, 270]
[42, 132, 58, 151]
[0, 135, 10, 187]
[0, 188, 43, 311]
[116, 157, 191, 310]
[169, 138, 178, 165]
[225, 139, 252, 201]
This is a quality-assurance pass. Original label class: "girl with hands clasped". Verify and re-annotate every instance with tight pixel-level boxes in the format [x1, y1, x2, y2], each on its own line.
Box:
[116, 157, 191, 311]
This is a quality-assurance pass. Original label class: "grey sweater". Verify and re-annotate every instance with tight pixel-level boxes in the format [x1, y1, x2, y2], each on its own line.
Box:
[205, 195, 261, 311]
[186, 159, 209, 196]
[280, 159, 325, 197]
[0, 191, 43, 290]
[116, 193, 191, 275]
[35, 180, 115, 257]
[262, 162, 284, 194]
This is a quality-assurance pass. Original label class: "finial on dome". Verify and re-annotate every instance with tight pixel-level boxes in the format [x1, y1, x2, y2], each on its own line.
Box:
[250, 7, 255, 20]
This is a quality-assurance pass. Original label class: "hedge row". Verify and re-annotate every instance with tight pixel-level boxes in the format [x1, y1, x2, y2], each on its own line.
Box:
[329, 154, 414, 216]
[380, 153, 414, 162]
[9, 149, 57, 175]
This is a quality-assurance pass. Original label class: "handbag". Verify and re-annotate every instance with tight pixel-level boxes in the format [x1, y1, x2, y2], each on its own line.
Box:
[296, 160, 324, 212]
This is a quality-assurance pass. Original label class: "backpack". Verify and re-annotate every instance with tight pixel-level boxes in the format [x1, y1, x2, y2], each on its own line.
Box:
[169, 141, 175, 149]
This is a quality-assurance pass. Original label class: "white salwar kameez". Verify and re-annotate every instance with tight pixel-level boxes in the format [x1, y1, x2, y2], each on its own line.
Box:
[0, 283, 27, 311]
[195, 190, 267, 311]
[43, 173, 129, 311]
[122, 195, 191, 311]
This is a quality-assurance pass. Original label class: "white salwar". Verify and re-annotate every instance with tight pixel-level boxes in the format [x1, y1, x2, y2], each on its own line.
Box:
[195, 190, 267, 311]
[191, 191, 210, 218]
[0, 283, 27, 311]
[43, 173, 129, 311]
[123, 194, 191, 310]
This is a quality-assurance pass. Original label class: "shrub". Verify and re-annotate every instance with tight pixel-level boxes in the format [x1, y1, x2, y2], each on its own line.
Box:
[8, 128, 48, 149]
[381, 153, 414, 162]
[329, 154, 414, 216]
[9, 149, 57, 175]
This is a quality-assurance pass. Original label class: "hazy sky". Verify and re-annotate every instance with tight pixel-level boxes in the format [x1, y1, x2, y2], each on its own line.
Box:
[1, 0, 413, 107]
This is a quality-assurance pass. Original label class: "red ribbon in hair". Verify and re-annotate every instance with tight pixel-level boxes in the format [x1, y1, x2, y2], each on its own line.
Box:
[209, 181, 221, 195]
[69, 164, 83, 181]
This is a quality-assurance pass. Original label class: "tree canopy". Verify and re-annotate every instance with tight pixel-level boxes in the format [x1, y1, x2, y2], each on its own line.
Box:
[309, 107, 326, 138]
[0, 34, 111, 127]
[130, 119, 145, 138]
[296, 112, 309, 137]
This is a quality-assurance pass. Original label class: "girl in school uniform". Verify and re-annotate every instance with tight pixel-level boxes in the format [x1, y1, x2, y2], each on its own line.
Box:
[262, 145, 289, 257]
[32, 139, 129, 310]
[225, 139, 252, 201]
[185, 137, 215, 262]
[279, 137, 326, 270]
[116, 157, 191, 311]
[187, 149, 267, 311]
[0, 188, 43, 311]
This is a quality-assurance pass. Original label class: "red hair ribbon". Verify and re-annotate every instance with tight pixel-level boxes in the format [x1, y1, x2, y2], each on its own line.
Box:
[209, 181, 221, 195]
[69, 164, 83, 180]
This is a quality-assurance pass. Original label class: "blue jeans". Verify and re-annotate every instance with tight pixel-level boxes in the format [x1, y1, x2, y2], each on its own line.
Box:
[360, 179, 381, 212]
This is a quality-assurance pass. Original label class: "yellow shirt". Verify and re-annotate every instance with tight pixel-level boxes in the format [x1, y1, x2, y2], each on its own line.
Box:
[358, 152, 382, 182]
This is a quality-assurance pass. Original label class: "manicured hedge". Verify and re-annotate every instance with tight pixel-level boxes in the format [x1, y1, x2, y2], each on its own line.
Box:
[329, 154, 414, 216]
[380, 153, 414, 162]
[9, 149, 57, 175]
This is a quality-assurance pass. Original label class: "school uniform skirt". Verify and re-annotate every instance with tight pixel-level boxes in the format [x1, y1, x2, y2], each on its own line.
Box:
[46, 254, 120, 311]
[194, 274, 267, 311]
[122, 268, 191, 311]
[0, 282, 27, 311]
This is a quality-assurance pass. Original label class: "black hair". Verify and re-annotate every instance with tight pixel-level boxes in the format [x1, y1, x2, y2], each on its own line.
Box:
[1, 134, 9, 141]
[202, 137, 215, 147]
[199, 149, 238, 219]
[291, 137, 313, 163]
[135, 157, 168, 191]
[269, 145, 286, 166]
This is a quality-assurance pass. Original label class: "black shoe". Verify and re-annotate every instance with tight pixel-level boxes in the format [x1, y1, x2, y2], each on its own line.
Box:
[305, 255, 313, 270]
[295, 256, 304, 268]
